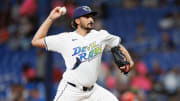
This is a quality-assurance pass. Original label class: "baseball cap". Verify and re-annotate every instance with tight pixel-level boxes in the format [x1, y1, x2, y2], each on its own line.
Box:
[73, 6, 97, 19]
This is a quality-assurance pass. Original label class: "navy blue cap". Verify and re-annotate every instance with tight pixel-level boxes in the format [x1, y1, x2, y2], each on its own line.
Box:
[73, 6, 97, 19]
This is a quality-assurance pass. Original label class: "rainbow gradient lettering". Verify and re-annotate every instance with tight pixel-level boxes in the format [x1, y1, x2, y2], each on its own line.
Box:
[72, 41, 102, 62]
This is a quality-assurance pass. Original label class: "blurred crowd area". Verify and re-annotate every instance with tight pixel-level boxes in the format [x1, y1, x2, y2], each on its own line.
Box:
[0, 0, 180, 101]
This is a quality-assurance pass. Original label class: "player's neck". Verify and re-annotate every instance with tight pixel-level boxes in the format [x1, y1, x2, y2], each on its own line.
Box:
[76, 27, 90, 37]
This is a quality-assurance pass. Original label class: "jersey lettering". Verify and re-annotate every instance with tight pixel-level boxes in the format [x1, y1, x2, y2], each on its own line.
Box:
[72, 41, 102, 62]
[72, 47, 81, 56]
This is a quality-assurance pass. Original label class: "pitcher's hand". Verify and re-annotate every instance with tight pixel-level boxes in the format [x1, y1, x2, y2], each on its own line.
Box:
[48, 7, 63, 21]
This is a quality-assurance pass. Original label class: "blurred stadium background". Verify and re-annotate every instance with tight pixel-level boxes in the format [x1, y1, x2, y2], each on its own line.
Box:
[0, 0, 180, 101]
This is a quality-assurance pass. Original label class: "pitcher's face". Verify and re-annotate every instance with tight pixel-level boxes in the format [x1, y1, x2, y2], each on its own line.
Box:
[78, 14, 95, 30]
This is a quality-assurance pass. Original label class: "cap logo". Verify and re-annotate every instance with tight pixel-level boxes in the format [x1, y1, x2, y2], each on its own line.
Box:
[82, 6, 91, 12]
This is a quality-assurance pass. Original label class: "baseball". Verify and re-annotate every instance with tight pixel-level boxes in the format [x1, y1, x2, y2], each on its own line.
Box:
[59, 7, 67, 15]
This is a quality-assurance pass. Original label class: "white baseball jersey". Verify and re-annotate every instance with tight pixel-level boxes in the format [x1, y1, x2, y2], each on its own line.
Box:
[44, 29, 120, 88]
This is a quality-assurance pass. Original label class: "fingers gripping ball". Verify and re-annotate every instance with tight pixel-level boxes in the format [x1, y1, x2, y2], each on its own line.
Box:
[59, 7, 67, 15]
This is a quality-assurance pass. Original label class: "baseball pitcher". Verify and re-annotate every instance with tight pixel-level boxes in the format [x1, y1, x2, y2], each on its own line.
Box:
[32, 6, 134, 101]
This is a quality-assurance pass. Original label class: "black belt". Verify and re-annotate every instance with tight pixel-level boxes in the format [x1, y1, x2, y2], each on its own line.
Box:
[67, 82, 94, 91]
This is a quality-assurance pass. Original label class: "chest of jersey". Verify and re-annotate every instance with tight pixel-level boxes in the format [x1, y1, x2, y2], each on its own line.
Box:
[64, 33, 105, 62]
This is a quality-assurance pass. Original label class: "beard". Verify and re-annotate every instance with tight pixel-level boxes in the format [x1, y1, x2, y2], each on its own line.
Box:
[80, 22, 94, 31]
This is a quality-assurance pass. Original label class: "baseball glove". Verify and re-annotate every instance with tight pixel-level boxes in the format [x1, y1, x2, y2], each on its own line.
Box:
[111, 46, 130, 74]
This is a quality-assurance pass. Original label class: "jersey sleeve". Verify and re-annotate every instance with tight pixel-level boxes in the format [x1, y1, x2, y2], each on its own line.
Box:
[101, 30, 121, 48]
[44, 33, 66, 52]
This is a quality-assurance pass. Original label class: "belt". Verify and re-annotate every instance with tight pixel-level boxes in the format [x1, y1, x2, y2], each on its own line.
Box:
[67, 82, 94, 91]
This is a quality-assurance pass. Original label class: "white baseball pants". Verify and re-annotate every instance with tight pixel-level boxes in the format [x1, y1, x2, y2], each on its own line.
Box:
[53, 79, 119, 101]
